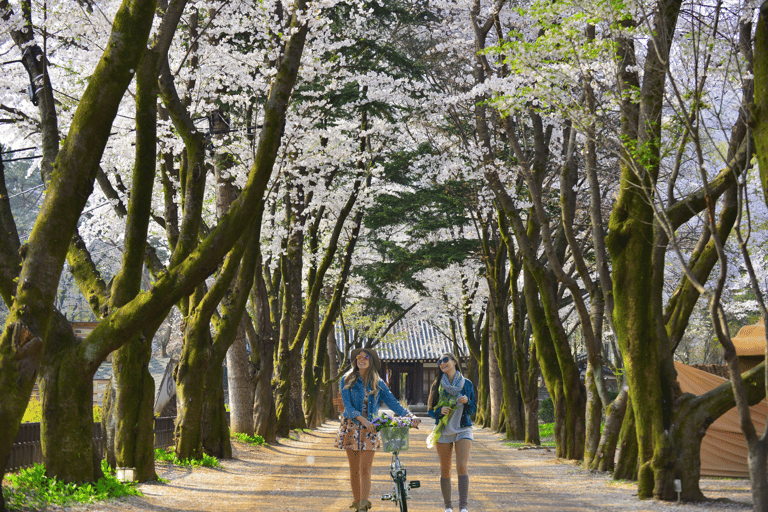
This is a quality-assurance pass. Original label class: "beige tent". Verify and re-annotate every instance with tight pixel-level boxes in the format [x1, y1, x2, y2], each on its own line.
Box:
[673, 320, 767, 478]
[675, 362, 767, 478]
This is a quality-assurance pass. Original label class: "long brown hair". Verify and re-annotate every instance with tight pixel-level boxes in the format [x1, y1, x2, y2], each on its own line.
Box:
[427, 353, 463, 409]
[343, 351, 380, 396]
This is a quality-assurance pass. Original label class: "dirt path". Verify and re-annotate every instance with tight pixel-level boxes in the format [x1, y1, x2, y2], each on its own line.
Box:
[64, 420, 752, 512]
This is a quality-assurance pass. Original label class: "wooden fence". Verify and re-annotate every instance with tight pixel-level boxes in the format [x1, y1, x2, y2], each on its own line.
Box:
[7, 416, 177, 472]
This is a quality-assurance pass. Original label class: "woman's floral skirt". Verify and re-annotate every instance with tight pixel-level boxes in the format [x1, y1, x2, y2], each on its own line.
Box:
[334, 418, 379, 451]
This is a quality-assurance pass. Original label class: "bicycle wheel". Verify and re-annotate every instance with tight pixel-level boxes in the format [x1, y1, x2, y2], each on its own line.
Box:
[395, 476, 408, 512]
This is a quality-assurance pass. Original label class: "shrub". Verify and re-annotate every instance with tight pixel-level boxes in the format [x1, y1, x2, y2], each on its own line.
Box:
[538, 398, 554, 423]
[231, 432, 266, 446]
[2, 460, 141, 510]
[153, 448, 222, 468]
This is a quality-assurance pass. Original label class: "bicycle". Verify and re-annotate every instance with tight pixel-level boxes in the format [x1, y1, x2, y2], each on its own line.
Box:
[379, 425, 420, 512]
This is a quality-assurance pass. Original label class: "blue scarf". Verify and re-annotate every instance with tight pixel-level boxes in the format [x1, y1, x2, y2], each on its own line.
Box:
[440, 371, 465, 397]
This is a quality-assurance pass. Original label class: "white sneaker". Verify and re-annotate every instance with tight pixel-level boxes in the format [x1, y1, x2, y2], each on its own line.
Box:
[460, 509, 468, 512]
[445, 509, 453, 512]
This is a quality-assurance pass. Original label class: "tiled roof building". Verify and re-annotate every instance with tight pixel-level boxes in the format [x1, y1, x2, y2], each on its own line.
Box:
[337, 319, 469, 406]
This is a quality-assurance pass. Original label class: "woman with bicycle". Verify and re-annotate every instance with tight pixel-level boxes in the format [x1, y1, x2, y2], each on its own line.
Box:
[335, 347, 420, 512]
[427, 352, 476, 512]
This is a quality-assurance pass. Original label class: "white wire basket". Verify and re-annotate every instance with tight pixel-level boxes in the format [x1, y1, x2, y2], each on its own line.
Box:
[380, 426, 410, 452]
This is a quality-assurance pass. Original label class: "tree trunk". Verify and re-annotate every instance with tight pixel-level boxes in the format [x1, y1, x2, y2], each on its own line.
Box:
[102, 331, 158, 481]
[583, 363, 603, 467]
[202, 361, 232, 458]
[174, 302, 210, 460]
[523, 266, 584, 459]
[590, 386, 628, 472]
[613, 403, 638, 481]
[478, 307, 492, 427]
[497, 316, 524, 440]
[488, 322, 503, 431]
[274, 201, 306, 435]
[226, 316, 254, 435]
[252, 253, 277, 442]
[38, 324, 103, 483]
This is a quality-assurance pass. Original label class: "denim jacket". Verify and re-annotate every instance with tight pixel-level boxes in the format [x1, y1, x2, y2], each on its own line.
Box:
[428, 379, 476, 428]
[341, 374, 409, 423]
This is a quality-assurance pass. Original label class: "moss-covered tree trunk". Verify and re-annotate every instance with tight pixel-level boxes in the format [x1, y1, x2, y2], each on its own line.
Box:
[102, 331, 159, 481]
[605, 0, 682, 499]
[590, 386, 628, 472]
[38, 319, 104, 483]
[202, 360, 232, 458]
[613, 404, 638, 481]
[501, 210, 539, 444]
[252, 256, 277, 442]
[523, 267, 580, 459]
[0, 0, 156, 496]
[174, 301, 211, 460]
[274, 195, 307, 436]
[477, 308, 491, 427]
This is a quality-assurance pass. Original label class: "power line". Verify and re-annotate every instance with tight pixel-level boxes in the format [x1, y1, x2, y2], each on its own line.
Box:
[3, 154, 42, 163]
[1, 146, 37, 154]
[8, 183, 45, 199]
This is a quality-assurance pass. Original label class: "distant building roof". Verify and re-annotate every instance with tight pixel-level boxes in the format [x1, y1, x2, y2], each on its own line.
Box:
[337, 319, 469, 362]
[72, 322, 99, 339]
[93, 357, 173, 394]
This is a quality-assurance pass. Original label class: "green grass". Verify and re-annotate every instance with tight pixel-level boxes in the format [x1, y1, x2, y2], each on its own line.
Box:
[539, 422, 554, 439]
[2, 460, 141, 510]
[153, 448, 223, 468]
[231, 432, 267, 446]
[503, 422, 556, 448]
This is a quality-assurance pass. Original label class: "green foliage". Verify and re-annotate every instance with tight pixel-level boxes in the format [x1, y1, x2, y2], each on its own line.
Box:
[231, 432, 267, 446]
[2, 461, 141, 510]
[153, 448, 223, 468]
[21, 396, 43, 423]
[539, 422, 555, 439]
[337, 300, 408, 350]
[21, 396, 103, 423]
[503, 423, 556, 448]
[539, 398, 555, 423]
[357, 143, 481, 301]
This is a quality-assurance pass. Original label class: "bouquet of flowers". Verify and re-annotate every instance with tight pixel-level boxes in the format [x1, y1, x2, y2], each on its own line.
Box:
[373, 414, 414, 452]
[426, 394, 459, 449]
[370, 413, 414, 431]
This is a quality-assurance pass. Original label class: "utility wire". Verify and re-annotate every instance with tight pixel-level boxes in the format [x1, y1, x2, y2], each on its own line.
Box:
[1, 146, 37, 154]
[8, 183, 45, 199]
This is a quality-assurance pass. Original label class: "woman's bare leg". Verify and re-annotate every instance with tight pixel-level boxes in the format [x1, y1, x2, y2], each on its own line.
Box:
[346, 449, 361, 503]
[454, 439, 471, 476]
[359, 450, 376, 503]
[436, 442, 454, 477]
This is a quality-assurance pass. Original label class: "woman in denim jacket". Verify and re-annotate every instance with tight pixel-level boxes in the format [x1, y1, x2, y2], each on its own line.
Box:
[334, 347, 419, 511]
[427, 352, 476, 512]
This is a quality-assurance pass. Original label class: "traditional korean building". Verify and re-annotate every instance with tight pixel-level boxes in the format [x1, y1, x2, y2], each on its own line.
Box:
[337, 319, 469, 406]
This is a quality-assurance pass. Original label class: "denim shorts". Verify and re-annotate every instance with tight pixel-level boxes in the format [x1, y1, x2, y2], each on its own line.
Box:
[438, 429, 474, 443]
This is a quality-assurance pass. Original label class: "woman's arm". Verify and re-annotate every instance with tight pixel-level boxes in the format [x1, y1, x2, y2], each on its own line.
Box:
[463, 380, 477, 417]
[341, 378, 363, 420]
[378, 380, 410, 416]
